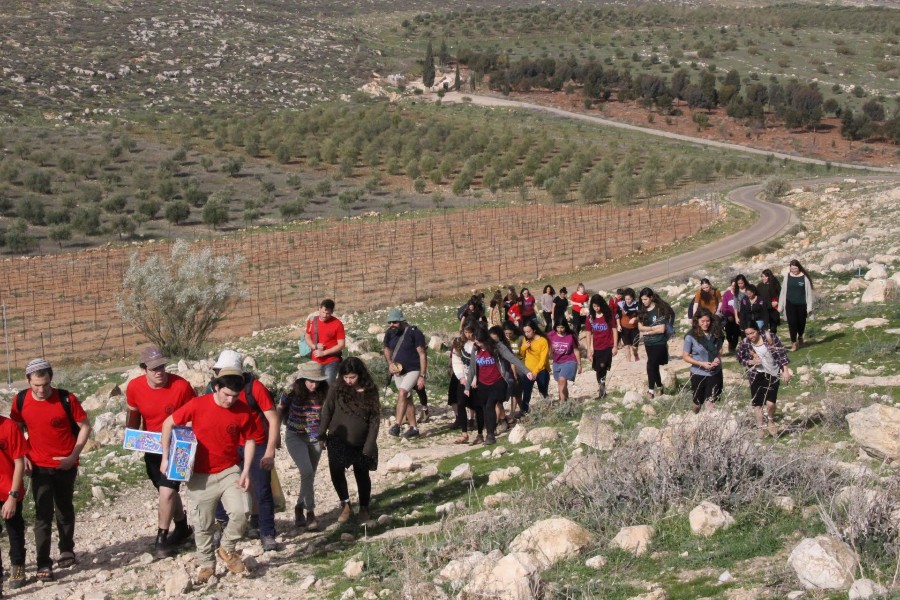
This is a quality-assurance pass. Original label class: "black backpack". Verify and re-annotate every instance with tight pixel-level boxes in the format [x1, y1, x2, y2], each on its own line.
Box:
[16, 388, 81, 436]
[243, 374, 273, 429]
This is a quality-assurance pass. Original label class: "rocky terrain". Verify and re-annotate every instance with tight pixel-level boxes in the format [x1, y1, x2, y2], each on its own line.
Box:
[0, 178, 897, 599]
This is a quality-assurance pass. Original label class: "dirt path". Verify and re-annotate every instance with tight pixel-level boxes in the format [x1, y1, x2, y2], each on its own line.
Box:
[438, 92, 900, 175]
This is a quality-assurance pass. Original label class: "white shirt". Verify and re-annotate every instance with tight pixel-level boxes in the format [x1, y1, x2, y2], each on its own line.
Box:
[751, 341, 780, 377]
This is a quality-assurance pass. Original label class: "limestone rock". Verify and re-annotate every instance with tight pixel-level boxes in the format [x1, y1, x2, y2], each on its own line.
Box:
[525, 427, 559, 444]
[462, 551, 542, 600]
[846, 404, 900, 459]
[427, 335, 445, 351]
[627, 587, 667, 600]
[488, 466, 521, 485]
[385, 453, 414, 472]
[787, 535, 857, 590]
[622, 391, 644, 408]
[164, 566, 192, 597]
[367, 323, 383, 335]
[508, 424, 528, 444]
[820, 363, 852, 377]
[484, 492, 511, 508]
[585, 555, 607, 569]
[508, 517, 594, 568]
[343, 559, 365, 578]
[573, 413, 617, 451]
[550, 455, 602, 490]
[853, 317, 889, 329]
[612, 525, 654, 556]
[450, 463, 472, 480]
[861, 279, 899, 304]
[689, 501, 735, 537]
[848, 578, 887, 599]
[439, 551, 489, 587]
[864, 264, 888, 280]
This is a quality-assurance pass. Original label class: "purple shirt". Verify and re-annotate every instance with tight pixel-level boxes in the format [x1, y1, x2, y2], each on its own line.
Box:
[547, 331, 578, 364]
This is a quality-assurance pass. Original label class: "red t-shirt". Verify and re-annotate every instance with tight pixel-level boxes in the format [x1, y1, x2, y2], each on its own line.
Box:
[475, 349, 503, 387]
[571, 291, 589, 312]
[10, 389, 87, 469]
[590, 315, 615, 351]
[170, 394, 261, 475]
[126, 373, 196, 432]
[506, 304, 522, 325]
[306, 316, 345, 365]
[236, 379, 273, 445]
[608, 297, 621, 318]
[0, 417, 28, 502]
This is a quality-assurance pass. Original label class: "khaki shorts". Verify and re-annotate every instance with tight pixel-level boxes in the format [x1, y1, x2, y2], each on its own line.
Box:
[393, 370, 420, 392]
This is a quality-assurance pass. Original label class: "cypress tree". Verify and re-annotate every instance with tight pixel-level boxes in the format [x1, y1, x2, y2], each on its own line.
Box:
[423, 41, 436, 88]
[454, 64, 461, 91]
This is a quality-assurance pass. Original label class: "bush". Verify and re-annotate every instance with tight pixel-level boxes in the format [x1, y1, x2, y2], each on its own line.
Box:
[23, 169, 52, 194]
[762, 177, 790, 202]
[117, 240, 248, 358]
[164, 201, 191, 225]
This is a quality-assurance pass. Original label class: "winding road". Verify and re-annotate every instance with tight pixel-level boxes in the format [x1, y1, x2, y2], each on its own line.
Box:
[436, 91, 900, 290]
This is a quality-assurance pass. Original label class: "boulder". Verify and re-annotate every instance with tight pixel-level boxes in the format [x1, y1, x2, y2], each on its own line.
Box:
[462, 552, 542, 600]
[164, 566, 192, 597]
[585, 555, 607, 569]
[439, 551, 488, 587]
[450, 463, 473, 481]
[385, 453, 414, 473]
[846, 404, 900, 459]
[508, 424, 528, 444]
[343, 559, 365, 578]
[688, 501, 735, 537]
[525, 427, 559, 444]
[861, 279, 899, 304]
[853, 318, 889, 329]
[488, 466, 521, 486]
[550, 455, 603, 490]
[864, 264, 888, 280]
[427, 335, 445, 351]
[848, 578, 887, 599]
[820, 363, 852, 377]
[367, 323, 383, 335]
[508, 517, 594, 568]
[622, 391, 644, 408]
[611, 525, 654, 556]
[573, 414, 617, 451]
[484, 493, 511, 508]
[788, 536, 857, 590]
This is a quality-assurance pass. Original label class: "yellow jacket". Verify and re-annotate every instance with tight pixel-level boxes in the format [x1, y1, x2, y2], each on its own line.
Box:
[520, 335, 550, 373]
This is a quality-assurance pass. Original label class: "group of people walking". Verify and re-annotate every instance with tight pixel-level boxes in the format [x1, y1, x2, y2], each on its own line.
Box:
[0, 260, 814, 588]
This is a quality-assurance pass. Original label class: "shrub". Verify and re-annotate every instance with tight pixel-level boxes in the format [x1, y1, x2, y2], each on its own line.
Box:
[202, 199, 229, 230]
[23, 169, 52, 194]
[762, 177, 789, 202]
[118, 240, 248, 358]
[164, 201, 191, 225]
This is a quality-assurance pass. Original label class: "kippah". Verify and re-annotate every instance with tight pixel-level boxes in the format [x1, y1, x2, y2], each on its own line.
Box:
[25, 358, 52, 376]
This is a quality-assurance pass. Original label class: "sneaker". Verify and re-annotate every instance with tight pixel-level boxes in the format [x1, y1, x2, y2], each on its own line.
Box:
[196, 567, 215, 584]
[8, 565, 25, 589]
[294, 506, 306, 528]
[484, 435, 496, 445]
[167, 521, 194, 547]
[402, 427, 420, 439]
[598, 381, 607, 399]
[261, 536, 278, 552]
[306, 511, 319, 532]
[469, 434, 483, 446]
[154, 531, 176, 559]
[388, 424, 401, 437]
[418, 406, 430, 423]
[216, 547, 247, 574]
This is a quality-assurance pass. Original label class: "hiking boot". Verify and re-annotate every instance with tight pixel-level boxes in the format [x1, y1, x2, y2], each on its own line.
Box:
[8, 565, 25, 589]
[196, 567, 215, 584]
[154, 530, 176, 559]
[294, 505, 306, 528]
[388, 424, 401, 437]
[402, 427, 420, 439]
[216, 547, 246, 574]
[418, 406, 430, 423]
[357, 507, 371, 525]
[484, 435, 496, 445]
[261, 536, 278, 552]
[337, 502, 353, 524]
[306, 511, 319, 532]
[167, 520, 194, 547]
[247, 515, 260, 540]
[469, 434, 483, 446]
[211, 520, 225, 550]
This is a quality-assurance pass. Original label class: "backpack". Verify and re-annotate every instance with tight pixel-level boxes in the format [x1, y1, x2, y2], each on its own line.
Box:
[243, 374, 272, 418]
[298, 316, 319, 358]
[16, 388, 80, 437]
[663, 314, 676, 341]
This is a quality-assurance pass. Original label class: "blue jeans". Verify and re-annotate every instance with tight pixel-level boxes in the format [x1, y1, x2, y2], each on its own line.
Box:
[215, 443, 274, 537]
[519, 371, 549, 413]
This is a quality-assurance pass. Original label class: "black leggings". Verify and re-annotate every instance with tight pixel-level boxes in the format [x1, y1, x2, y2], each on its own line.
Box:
[476, 379, 507, 437]
[455, 382, 484, 434]
[784, 301, 807, 343]
[724, 317, 741, 349]
[329, 462, 372, 508]
[645, 344, 669, 390]
[572, 311, 585, 335]
[592, 348, 613, 384]
[542, 311, 552, 330]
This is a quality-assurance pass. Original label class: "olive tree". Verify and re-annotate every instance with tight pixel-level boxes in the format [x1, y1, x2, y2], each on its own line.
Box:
[118, 240, 248, 357]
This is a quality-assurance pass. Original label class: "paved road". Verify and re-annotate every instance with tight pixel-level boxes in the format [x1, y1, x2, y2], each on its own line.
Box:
[583, 182, 794, 292]
[440, 92, 900, 174]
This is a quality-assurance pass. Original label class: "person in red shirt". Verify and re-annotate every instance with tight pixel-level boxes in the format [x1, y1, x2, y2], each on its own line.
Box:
[161, 367, 261, 583]
[305, 299, 346, 384]
[570, 283, 590, 336]
[11, 358, 91, 582]
[587, 294, 619, 399]
[125, 346, 196, 558]
[0, 412, 29, 591]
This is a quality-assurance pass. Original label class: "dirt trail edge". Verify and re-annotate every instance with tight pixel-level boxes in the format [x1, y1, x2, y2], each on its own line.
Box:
[439, 91, 900, 175]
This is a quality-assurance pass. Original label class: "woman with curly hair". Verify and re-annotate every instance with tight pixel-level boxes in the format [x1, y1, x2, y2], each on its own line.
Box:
[681, 308, 724, 413]
[319, 357, 380, 525]
[637, 287, 674, 399]
[540, 285, 555, 331]
[617, 288, 641, 362]
[736, 321, 792, 437]
[278, 362, 329, 531]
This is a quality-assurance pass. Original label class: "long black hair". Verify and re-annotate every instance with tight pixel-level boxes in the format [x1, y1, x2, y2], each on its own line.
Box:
[336, 357, 378, 396]
[789, 259, 814, 288]
[761, 269, 781, 298]
[637, 287, 674, 320]
[286, 376, 329, 407]
[588, 293, 613, 322]
[473, 324, 499, 354]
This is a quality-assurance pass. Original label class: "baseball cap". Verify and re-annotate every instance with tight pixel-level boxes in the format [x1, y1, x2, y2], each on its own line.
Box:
[139, 346, 168, 370]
